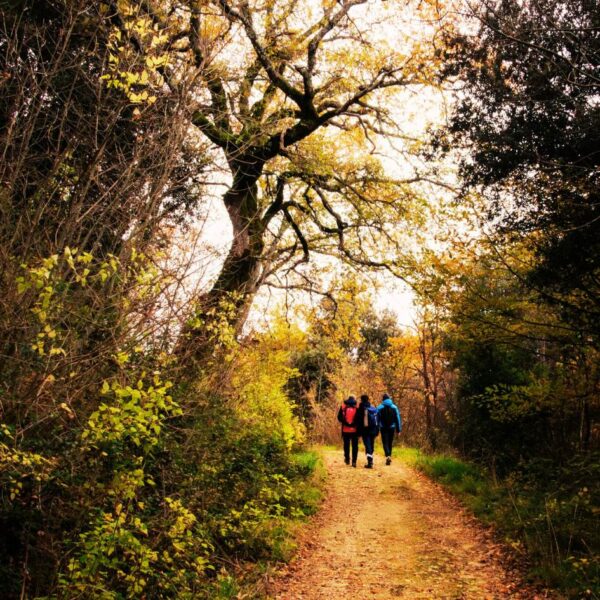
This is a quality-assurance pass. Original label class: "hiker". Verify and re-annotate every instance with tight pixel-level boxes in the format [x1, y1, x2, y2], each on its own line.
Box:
[357, 394, 379, 468]
[337, 396, 359, 467]
[377, 393, 402, 465]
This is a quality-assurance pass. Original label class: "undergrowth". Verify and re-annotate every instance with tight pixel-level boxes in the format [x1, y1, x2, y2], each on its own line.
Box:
[202, 448, 325, 600]
[397, 448, 600, 599]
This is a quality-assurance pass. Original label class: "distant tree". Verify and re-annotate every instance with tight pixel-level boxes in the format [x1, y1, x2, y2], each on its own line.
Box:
[413, 306, 452, 451]
[357, 308, 401, 360]
[416, 234, 599, 465]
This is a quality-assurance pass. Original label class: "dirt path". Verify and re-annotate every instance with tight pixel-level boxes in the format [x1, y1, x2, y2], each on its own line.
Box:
[269, 450, 558, 600]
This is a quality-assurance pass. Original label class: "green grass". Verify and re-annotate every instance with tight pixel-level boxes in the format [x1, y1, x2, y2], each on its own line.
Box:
[398, 447, 600, 599]
[397, 448, 494, 511]
[290, 449, 321, 476]
[288, 448, 326, 517]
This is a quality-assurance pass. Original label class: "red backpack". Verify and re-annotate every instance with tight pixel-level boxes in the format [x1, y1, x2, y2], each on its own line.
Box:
[342, 406, 357, 433]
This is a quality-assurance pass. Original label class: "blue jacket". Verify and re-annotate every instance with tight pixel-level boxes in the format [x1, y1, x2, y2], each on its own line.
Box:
[377, 398, 402, 432]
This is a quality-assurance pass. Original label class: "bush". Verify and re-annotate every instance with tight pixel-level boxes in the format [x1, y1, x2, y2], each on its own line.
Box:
[0, 322, 321, 599]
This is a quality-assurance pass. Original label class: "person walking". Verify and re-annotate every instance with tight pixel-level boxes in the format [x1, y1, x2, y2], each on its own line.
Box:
[357, 394, 379, 468]
[377, 393, 402, 465]
[337, 396, 359, 467]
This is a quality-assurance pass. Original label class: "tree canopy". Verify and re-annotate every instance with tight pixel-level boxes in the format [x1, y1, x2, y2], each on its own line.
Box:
[435, 0, 600, 339]
[108, 0, 446, 356]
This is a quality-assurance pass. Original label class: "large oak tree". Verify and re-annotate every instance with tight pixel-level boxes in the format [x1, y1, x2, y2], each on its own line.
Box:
[117, 0, 446, 356]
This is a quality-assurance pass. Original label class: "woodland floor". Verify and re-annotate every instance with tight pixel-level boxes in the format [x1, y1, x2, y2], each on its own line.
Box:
[268, 449, 560, 600]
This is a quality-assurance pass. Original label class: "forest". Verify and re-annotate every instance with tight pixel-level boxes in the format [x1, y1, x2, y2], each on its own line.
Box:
[0, 0, 598, 598]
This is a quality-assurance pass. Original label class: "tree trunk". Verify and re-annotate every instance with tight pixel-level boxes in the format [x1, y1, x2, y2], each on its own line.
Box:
[580, 395, 591, 452]
[418, 324, 438, 451]
[212, 178, 263, 303]
[177, 158, 267, 364]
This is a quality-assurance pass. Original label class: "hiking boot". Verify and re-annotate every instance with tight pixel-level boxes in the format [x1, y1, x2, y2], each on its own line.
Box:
[344, 458, 350, 465]
[352, 462, 356, 468]
[364, 463, 373, 469]
[386, 457, 392, 466]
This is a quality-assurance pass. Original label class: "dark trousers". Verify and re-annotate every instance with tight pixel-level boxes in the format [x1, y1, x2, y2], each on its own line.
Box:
[342, 433, 359, 464]
[380, 429, 396, 457]
[362, 434, 376, 457]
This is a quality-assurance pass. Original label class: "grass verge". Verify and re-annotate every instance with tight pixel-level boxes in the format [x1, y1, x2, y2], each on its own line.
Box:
[397, 447, 599, 599]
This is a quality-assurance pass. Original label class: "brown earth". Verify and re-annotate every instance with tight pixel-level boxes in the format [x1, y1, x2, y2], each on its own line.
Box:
[268, 450, 560, 600]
